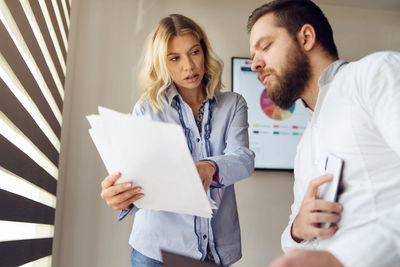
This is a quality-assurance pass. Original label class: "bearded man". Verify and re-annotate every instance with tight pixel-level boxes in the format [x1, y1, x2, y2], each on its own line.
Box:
[248, 1, 400, 266]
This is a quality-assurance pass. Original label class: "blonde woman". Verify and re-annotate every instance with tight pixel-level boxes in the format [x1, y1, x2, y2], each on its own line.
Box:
[100, 14, 254, 267]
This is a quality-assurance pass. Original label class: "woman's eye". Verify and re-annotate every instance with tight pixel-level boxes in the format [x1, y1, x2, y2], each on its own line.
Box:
[192, 49, 199, 55]
[170, 56, 179, 61]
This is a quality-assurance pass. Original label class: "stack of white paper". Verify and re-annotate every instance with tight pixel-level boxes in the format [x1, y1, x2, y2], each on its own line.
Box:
[87, 106, 213, 218]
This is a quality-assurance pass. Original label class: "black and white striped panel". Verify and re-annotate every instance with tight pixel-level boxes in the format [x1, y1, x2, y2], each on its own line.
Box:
[0, 0, 71, 266]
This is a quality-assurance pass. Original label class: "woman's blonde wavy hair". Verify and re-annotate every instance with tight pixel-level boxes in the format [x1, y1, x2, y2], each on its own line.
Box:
[138, 14, 224, 112]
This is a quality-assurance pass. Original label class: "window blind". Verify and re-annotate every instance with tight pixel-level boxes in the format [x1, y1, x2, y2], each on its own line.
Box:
[0, 0, 71, 266]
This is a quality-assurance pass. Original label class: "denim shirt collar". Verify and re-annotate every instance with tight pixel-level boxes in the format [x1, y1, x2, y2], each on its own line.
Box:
[165, 83, 218, 107]
[165, 83, 180, 106]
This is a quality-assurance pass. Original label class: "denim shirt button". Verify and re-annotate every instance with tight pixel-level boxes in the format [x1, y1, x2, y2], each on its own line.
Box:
[196, 138, 200, 142]
[203, 234, 207, 239]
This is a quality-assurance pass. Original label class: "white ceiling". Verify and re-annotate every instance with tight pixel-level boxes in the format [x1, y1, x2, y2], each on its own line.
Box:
[315, 0, 400, 11]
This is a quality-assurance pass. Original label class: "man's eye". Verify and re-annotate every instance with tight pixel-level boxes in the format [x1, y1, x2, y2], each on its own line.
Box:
[262, 43, 271, 51]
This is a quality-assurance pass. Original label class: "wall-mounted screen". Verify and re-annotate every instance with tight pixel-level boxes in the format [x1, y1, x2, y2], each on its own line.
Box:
[232, 57, 308, 170]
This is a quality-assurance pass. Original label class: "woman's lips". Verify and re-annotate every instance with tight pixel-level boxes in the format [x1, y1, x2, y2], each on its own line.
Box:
[185, 73, 199, 83]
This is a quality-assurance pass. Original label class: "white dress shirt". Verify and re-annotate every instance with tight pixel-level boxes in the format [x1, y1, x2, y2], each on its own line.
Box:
[281, 51, 400, 267]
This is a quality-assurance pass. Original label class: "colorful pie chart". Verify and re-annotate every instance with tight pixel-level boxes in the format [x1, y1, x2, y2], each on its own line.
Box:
[260, 88, 295, 120]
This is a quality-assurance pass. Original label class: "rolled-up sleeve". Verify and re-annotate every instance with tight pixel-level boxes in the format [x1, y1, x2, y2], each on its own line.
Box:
[117, 205, 139, 221]
[205, 94, 255, 187]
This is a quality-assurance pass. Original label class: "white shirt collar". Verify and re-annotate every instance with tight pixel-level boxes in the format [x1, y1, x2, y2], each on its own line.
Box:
[306, 60, 348, 119]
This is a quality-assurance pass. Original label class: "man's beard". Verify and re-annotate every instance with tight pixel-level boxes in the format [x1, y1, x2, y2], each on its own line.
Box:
[266, 43, 311, 110]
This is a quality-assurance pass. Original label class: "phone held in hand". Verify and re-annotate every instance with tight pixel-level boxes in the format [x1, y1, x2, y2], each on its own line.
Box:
[319, 154, 344, 229]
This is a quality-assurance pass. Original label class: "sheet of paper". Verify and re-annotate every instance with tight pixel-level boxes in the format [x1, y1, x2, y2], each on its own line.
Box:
[87, 106, 213, 217]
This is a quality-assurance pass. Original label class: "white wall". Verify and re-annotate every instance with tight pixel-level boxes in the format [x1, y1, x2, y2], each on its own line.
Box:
[54, 1, 400, 266]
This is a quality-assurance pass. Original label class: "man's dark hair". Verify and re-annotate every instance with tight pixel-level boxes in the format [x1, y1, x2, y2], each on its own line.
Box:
[247, 0, 338, 58]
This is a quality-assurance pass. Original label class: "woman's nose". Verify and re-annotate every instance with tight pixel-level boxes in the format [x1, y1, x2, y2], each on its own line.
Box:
[182, 55, 195, 71]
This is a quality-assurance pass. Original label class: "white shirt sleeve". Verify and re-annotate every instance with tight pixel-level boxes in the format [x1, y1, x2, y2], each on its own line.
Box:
[281, 153, 312, 252]
[360, 52, 400, 157]
[327, 204, 400, 267]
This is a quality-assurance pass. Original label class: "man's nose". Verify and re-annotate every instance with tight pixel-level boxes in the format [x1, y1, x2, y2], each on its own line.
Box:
[251, 55, 265, 72]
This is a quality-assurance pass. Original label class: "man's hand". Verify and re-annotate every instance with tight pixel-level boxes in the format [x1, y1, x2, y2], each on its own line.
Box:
[100, 172, 144, 210]
[195, 161, 215, 191]
[291, 174, 343, 242]
[269, 249, 344, 267]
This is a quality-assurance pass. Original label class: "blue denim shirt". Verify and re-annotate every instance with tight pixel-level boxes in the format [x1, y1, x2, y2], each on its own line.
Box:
[119, 84, 254, 266]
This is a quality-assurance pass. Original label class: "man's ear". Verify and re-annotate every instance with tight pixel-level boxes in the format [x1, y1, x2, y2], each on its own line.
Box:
[297, 24, 316, 52]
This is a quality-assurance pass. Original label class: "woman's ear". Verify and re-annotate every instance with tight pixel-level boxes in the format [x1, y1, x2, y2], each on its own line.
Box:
[297, 24, 316, 52]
